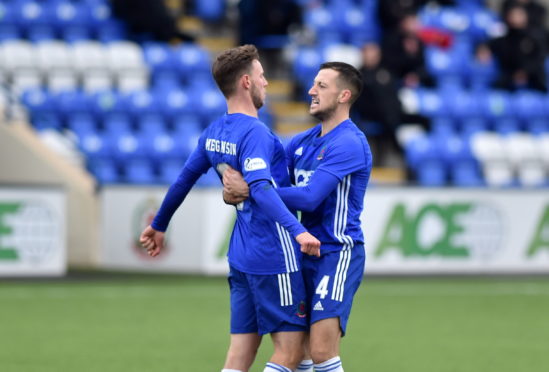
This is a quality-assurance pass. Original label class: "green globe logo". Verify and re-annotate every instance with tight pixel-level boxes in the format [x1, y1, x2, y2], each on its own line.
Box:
[455, 203, 504, 260]
[0, 202, 58, 264]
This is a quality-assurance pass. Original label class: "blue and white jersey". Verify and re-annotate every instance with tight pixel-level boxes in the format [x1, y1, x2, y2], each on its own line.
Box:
[186, 113, 300, 275]
[285, 119, 372, 252]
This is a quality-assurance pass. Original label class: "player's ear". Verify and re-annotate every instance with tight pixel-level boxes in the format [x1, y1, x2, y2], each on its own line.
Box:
[241, 74, 251, 90]
[338, 89, 352, 104]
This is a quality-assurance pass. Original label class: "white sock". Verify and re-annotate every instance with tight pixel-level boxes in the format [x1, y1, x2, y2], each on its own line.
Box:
[314, 356, 344, 372]
[297, 359, 314, 371]
[263, 362, 292, 372]
[221, 369, 243, 372]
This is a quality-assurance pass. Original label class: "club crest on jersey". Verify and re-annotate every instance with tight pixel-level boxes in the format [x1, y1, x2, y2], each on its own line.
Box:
[296, 300, 307, 318]
[244, 157, 267, 171]
[316, 146, 327, 160]
[295, 146, 304, 156]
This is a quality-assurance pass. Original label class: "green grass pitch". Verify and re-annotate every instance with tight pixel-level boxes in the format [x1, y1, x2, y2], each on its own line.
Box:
[1, 273, 548, 372]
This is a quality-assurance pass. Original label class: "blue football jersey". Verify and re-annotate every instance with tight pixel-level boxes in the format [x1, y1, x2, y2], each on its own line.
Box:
[285, 120, 372, 252]
[185, 113, 300, 274]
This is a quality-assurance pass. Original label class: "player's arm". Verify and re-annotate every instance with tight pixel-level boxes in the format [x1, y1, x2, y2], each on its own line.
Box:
[277, 169, 340, 212]
[140, 140, 210, 257]
[238, 124, 319, 256]
[278, 138, 368, 212]
[222, 166, 249, 205]
[249, 179, 320, 257]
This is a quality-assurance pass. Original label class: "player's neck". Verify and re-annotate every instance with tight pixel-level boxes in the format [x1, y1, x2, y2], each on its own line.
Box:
[226, 95, 258, 118]
[320, 110, 349, 137]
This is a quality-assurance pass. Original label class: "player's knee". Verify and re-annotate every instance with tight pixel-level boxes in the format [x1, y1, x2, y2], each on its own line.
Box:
[271, 347, 304, 369]
[310, 345, 337, 364]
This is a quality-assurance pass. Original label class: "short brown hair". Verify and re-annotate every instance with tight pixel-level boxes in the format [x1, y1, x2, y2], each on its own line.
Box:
[212, 45, 260, 98]
[319, 62, 363, 104]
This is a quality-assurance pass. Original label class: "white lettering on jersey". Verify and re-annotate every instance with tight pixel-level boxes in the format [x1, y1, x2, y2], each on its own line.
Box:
[244, 157, 267, 171]
[205, 138, 237, 155]
[294, 168, 314, 186]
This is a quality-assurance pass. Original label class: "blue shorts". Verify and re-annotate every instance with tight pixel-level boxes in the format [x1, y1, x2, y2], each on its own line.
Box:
[303, 244, 365, 336]
[228, 266, 308, 336]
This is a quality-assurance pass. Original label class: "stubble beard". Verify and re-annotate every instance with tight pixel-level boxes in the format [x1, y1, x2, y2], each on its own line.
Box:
[251, 84, 264, 109]
[311, 101, 337, 122]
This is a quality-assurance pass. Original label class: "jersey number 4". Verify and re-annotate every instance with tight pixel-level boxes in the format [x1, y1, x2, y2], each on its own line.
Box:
[315, 275, 330, 299]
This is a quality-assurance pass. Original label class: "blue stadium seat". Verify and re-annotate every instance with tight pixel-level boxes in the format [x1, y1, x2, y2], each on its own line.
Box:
[110, 131, 143, 162]
[0, 24, 20, 41]
[137, 114, 168, 135]
[32, 113, 62, 131]
[20, 88, 54, 117]
[493, 117, 520, 135]
[450, 159, 484, 187]
[13, 0, 51, 32]
[525, 118, 548, 135]
[143, 43, 176, 75]
[417, 89, 445, 117]
[103, 113, 132, 134]
[416, 159, 447, 187]
[193, 87, 226, 123]
[123, 158, 156, 184]
[142, 131, 180, 165]
[26, 24, 56, 42]
[50, 1, 91, 33]
[480, 90, 513, 120]
[431, 117, 456, 137]
[62, 25, 92, 43]
[151, 71, 182, 91]
[512, 90, 545, 121]
[172, 115, 202, 133]
[292, 48, 322, 98]
[158, 158, 185, 184]
[193, 0, 225, 21]
[173, 122, 202, 159]
[158, 88, 192, 122]
[95, 19, 127, 42]
[90, 90, 129, 121]
[443, 89, 481, 120]
[66, 113, 97, 136]
[87, 158, 120, 184]
[126, 90, 160, 119]
[77, 130, 111, 159]
[173, 44, 210, 83]
[405, 135, 440, 170]
[55, 90, 91, 120]
[460, 117, 488, 138]
[425, 47, 466, 85]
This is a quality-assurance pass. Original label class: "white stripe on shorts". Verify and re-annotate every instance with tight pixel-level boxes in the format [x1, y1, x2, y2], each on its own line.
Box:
[277, 273, 293, 306]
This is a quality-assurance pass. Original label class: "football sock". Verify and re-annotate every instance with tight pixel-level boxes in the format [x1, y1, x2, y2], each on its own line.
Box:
[263, 362, 293, 372]
[314, 356, 344, 372]
[297, 359, 314, 371]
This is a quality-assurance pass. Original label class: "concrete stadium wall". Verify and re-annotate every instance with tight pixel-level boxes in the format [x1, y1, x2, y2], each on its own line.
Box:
[0, 122, 100, 268]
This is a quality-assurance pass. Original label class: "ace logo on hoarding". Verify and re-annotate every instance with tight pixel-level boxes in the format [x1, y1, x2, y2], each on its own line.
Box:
[0, 201, 58, 264]
[374, 202, 504, 260]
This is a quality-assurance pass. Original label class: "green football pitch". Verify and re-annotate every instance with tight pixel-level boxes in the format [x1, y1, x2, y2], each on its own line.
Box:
[1, 273, 548, 372]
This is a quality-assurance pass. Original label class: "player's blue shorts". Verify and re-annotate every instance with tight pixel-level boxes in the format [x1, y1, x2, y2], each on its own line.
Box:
[228, 266, 309, 336]
[303, 244, 365, 336]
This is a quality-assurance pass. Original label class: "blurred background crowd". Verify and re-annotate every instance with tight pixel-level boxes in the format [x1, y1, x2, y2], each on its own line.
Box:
[1, 0, 549, 188]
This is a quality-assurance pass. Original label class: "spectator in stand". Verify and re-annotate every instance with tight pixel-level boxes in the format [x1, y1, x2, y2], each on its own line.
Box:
[378, 0, 456, 32]
[502, 0, 547, 33]
[111, 0, 194, 43]
[354, 43, 430, 166]
[489, 4, 547, 92]
[381, 13, 435, 87]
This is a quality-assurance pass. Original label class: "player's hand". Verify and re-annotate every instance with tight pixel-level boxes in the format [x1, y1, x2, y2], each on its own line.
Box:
[296, 232, 321, 257]
[139, 225, 165, 257]
[222, 166, 249, 205]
